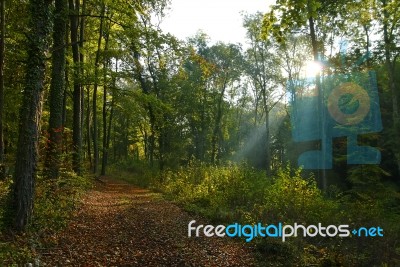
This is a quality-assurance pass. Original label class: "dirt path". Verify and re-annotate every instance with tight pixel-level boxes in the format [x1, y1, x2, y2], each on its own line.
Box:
[38, 177, 258, 266]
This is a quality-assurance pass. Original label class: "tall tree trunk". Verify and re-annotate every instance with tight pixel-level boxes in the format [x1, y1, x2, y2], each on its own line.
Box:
[62, 32, 69, 129]
[101, 27, 110, 176]
[86, 85, 92, 168]
[309, 15, 327, 187]
[308, 16, 319, 62]
[257, 45, 271, 175]
[62, 46, 69, 154]
[92, 3, 105, 174]
[382, 0, 400, 174]
[79, 0, 85, 151]
[45, 0, 67, 179]
[0, 0, 5, 167]
[199, 90, 207, 161]
[81, 0, 91, 168]
[13, 0, 51, 231]
[263, 88, 271, 176]
[148, 111, 155, 166]
[132, 47, 156, 166]
[101, 88, 107, 175]
[363, 25, 371, 68]
[124, 118, 129, 160]
[69, 0, 82, 175]
[102, 95, 114, 175]
[211, 80, 227, 164]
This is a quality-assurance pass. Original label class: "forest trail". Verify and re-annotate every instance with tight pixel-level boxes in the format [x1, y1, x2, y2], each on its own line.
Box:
[38, 177, 258, 266]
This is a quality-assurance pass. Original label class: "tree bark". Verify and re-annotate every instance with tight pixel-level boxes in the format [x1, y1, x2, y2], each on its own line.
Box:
[309, 14, 327, 187]
[211, 80, 227, 164]
[79, 0, 85, 144]
[132, 47, 156, 166]
[102, 94, 114, 175]
[382, 0, 400, 173]
[92, 2, 105, 174]
[62, 34, 69, 129]
[86, 84, 92, 168]
[69, 0, 82, 175]
[0, 0, 5, 166]
[263, 88, 271, 176]
[45, 0, 67, 179]
[101, 27, 110, 176]
[81, 0, 91, 168]
[13, 0, 51, 231]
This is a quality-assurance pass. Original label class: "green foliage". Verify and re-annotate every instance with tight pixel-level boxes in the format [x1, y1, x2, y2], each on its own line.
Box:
[1, 0, 400, 264]
[0, 172, 92, 265]
[108, 160, 159, 188]
[259, 166, 338, 224]
[0, 178, 12, 231]
[0, 241, 35, 267]
[32, 171, 92, 232]
[157, 164, 337, 225]
[158, 163, 266, 222]
[154, 163, 400, 266]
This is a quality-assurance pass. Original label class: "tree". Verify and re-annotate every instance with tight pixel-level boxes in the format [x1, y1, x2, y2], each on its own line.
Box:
[91, 1, 105, 174]
[207, 43, 243, 164]
[13, 0, 51, 230]
[101, 15, 112, 176]
[180, 33, 215, 161]
[379, 0, 400, 172]
[45, 0, 67, 179]
[69, 0, 83, 175]
[129, 9, 177, 168]
[0, 0, 5, 169]
[262, 0, 345, 183]
[244, 13, 283, 174]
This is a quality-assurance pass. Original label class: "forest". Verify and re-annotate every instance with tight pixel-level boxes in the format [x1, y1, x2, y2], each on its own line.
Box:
[0, 0, 400, 266]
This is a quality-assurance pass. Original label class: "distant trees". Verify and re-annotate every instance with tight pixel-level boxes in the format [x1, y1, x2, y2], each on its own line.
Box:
[243, 13, 283, 174]
[206, 43, 243, 164]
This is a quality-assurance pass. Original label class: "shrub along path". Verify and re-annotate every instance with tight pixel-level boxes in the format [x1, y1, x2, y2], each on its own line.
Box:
[38, 177, 258, 266]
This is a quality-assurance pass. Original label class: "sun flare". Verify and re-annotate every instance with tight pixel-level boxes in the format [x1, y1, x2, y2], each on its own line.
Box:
[304, 60, 322, 78]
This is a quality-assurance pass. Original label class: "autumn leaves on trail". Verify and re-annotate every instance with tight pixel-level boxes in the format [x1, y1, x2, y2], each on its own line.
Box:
[39, 178, 257, 266]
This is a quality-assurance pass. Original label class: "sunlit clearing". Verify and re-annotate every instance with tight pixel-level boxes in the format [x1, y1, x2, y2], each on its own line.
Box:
[303, 60, 322, 78]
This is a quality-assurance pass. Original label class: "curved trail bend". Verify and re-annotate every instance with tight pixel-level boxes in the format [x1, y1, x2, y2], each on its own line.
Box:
[39, 177, 257, 266]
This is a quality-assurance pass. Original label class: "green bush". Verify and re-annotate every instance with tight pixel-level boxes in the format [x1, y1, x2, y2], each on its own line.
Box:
[32, 170, 91, 233]
[158, 163, 267, 222]
[0, 171, 92, 265]
[259, 166, 339, 224]
[155, 163, 400, 266]
[0, 178, 12, 231]
[109, 160, 159, 188]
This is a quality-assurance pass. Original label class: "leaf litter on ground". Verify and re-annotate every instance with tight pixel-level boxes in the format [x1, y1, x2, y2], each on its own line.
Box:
[38, 177, 258, 266]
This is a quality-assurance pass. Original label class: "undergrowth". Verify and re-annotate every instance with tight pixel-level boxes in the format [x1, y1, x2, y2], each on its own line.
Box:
[149, 163, 400, 266]
[108, 160, 159, 188]
[0, 171, 92, 265]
